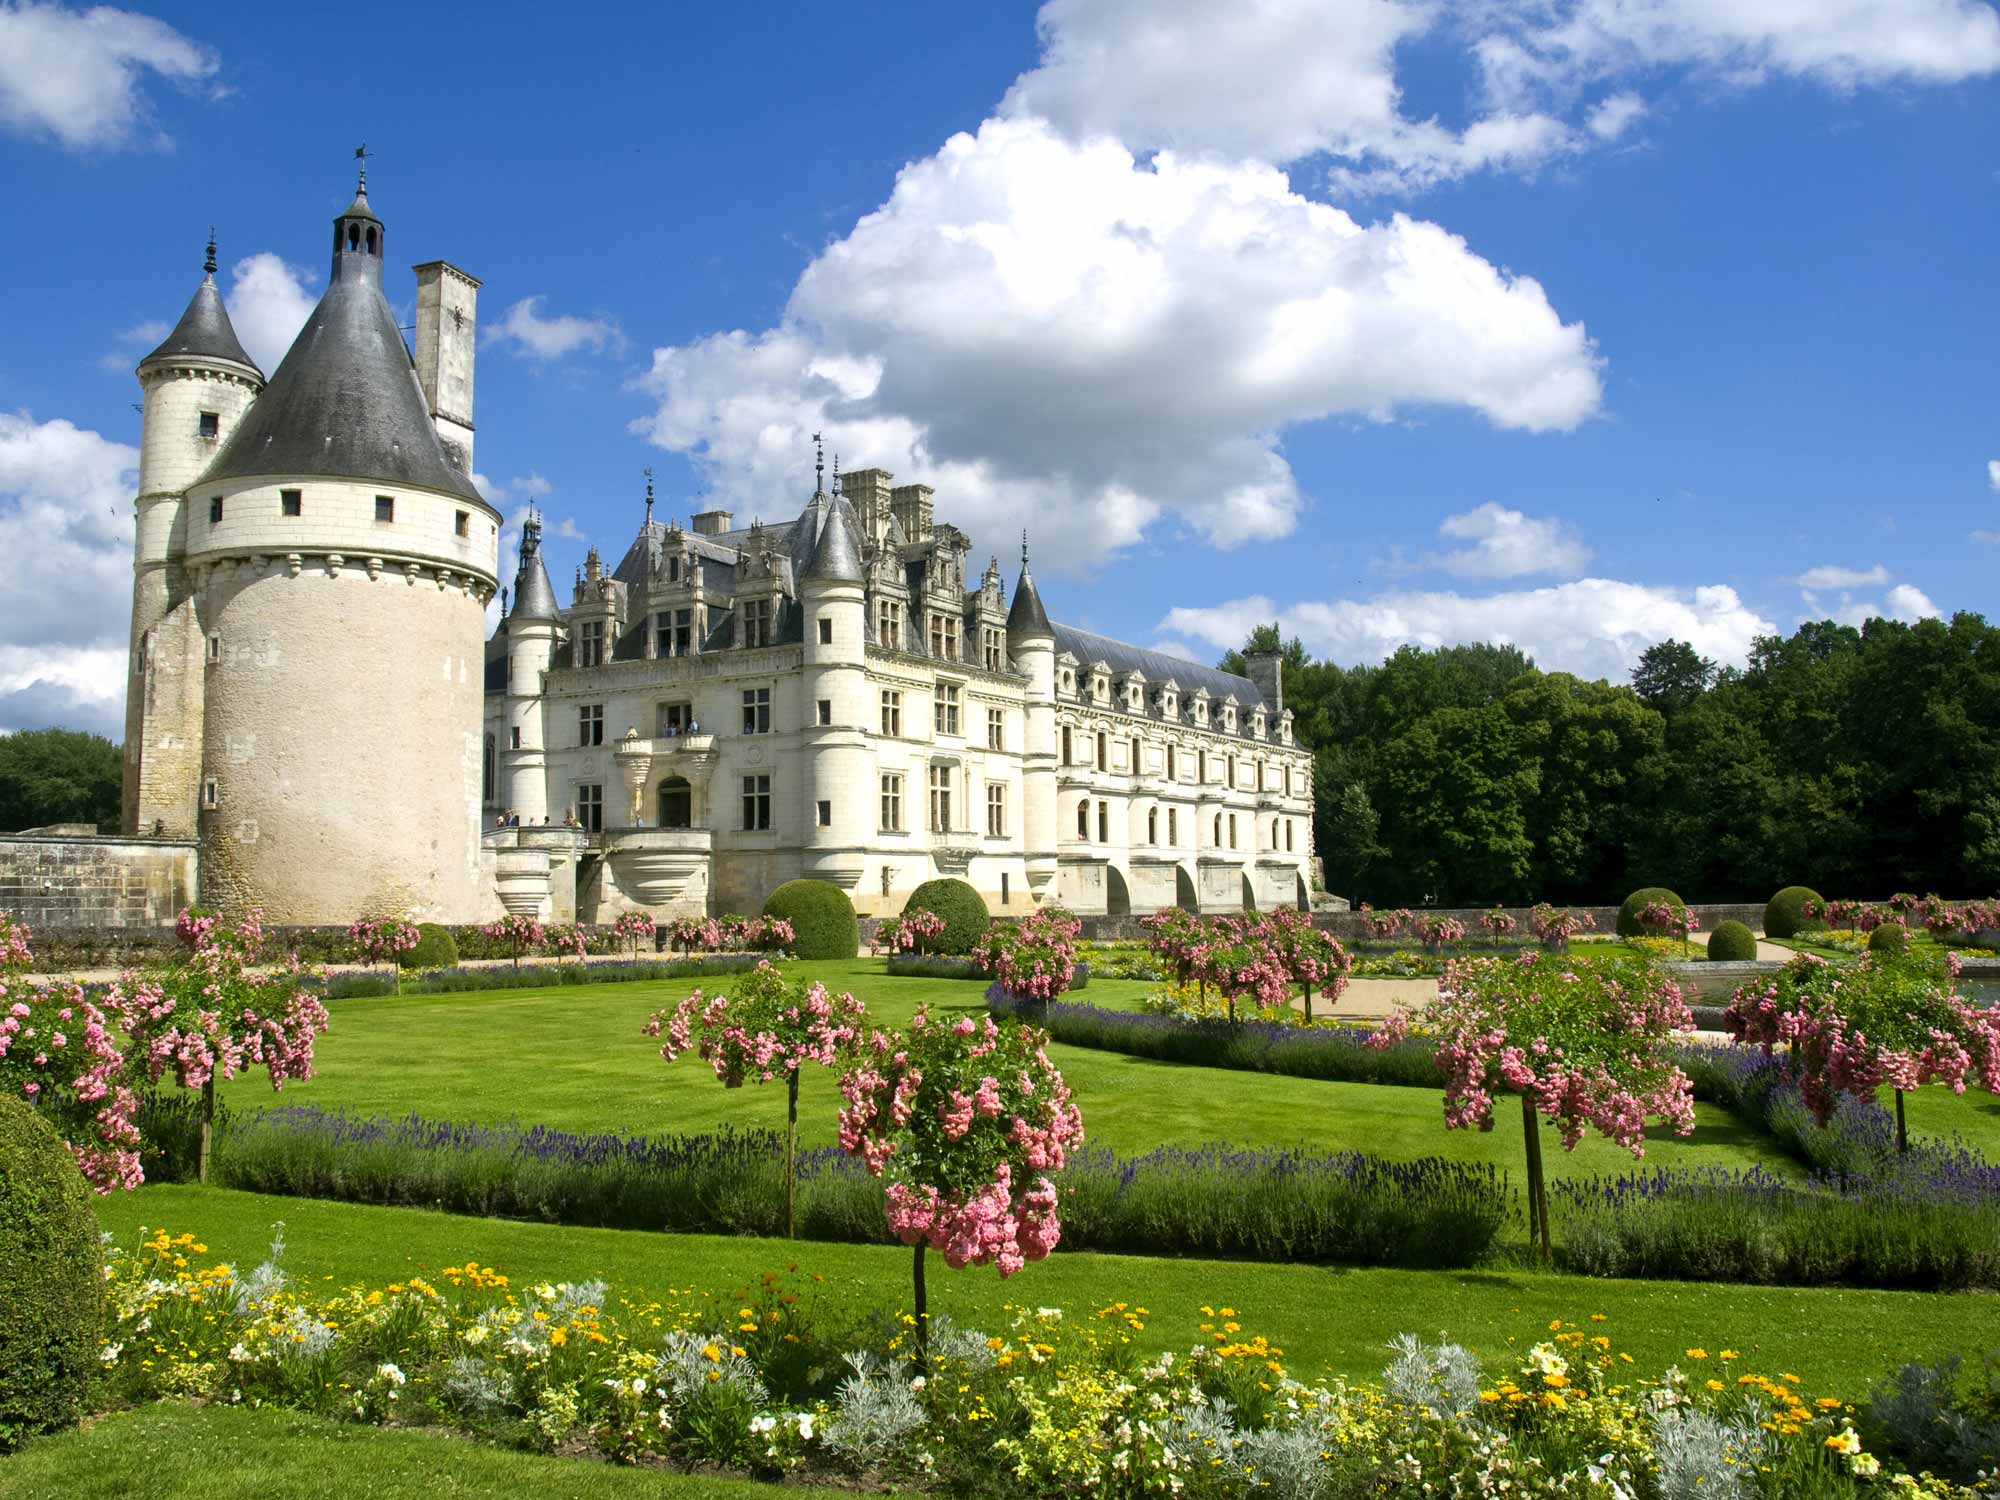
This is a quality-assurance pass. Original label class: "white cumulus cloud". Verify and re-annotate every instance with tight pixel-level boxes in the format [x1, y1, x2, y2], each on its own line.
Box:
[484, 297, 621, 361]
[1988, 458, 2000, 491]
[224, 253, 317, 374]
[0, 410, 138, 734]
[1796, 562, 1888, 591]
[0, 1, 222, 150]
[1159, 578, 1776, 682]
[631, 116, 1602, 570]
[1432, 502, 1591, 579]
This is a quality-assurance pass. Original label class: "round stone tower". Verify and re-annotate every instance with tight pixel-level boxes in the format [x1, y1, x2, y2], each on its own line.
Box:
[185, 173, 501, 922]
[798, 488, 870, 895]
[502, 513, 561, 825]
[1008, 538, 1059, 903]
[125, 233, 265, 836]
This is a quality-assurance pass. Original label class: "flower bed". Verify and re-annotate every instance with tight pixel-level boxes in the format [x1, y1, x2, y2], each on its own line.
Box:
[322, 955, 766, 999]
[91, 1227, 1991, 1496]
[886, 954, 1091, 986]
[173, 1105, 1502, 1269]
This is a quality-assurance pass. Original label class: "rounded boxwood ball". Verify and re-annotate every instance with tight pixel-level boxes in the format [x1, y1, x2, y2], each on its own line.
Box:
[1706, 920, 1758, 962]
[1763, 887, 1825, 940]
[1617, 887, 1686, 938]
[397, 921, 459, 970]
[0, 1095, 103, 1451]
[763, 879, 859, 960]
[900, 878, 990, 955]
[1868, 923, 1911, 955]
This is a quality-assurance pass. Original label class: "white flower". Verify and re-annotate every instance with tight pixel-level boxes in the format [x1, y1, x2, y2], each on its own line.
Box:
[1829, 1427, 1862, 1456]
[794, 1413, 815, 1441]
[99, 1343, 122, 1366]
[1525, 1342, 1568, 1378]
[463, 1324, 489, 1345]
[227, 1342, 253, 1363]
[376, 1362, 406, 1387]
[910, 1375, 927, 1391]
[750, 1415, 777, 1436]
[1852, 1453, 1882, 1478]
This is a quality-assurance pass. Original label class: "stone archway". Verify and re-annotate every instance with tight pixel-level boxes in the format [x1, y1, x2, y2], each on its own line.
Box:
[1240, 872, 1258, 913]
[1174, 865, 1198, 912]
[1105, 864, 1132, 917]
[657, 777, 692, 829]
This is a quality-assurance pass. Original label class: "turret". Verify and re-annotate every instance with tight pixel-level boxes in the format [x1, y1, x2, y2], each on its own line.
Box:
[504, 512, 560, 824]
[798, 483, 870, 895]
[1009, 535, 1059, 901]
[124, 230, 265, 835]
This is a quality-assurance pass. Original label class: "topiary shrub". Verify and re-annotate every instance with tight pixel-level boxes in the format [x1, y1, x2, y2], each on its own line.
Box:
[900, 878, 990, 955]
[763, 880, 859, 960]
[1617, 887, 1685, 938]
[1869, 923, 1911, 955]
[1763, 886, 1826, 940]
[0, 1095, 103, 1451]
[1706, 921, 1758, 962]
[398, 921, 459, 970]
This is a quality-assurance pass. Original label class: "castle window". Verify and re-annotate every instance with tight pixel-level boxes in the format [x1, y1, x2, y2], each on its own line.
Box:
[575, 783, 603, 832]
[741, 774, 771, 831]
[347, 222, 360, 251]
[510, 726, 521, 749]
[928, 764, 953, 832]
[1147, 807, 1158, 844]
[987, 707, 1004, 750]
[201, 777, 218, 809]
[658, 777, 692, 828]
[1229, 813, 1238, 848]
[281, 489, 302, 517]
[982, 626, 1005, 672]
[1286, 820, 1294, 852]
[817, 698, 831, 726]
[1061, 726, 1073, 764]
[656, 608, 692, 657]
[667, 556, 681, 582]
[933, 681, 961, 736]
[1166, 744, 1177, 780]
[986, 783, 1006, 837]
[1168, 807, 1178, 844]
[742, 597, 772, 648]
[578, 703, 603, 746]
[1198, 750, 1208, 783]
[877, 598, 902, 648]
[1097, 800, 1110, 843]
[1213, 813, 1223, 845]
[365, 226, 377, 254]
[1272, 818, 1280, 848]
[1096, 732, 1107, 772]
[741, 687, 771, 734]
[209, 496, 223, 523]
[374, 495, 395, 523]
[455, 510, 469, 538]
[817, 799, 832, 828]
[482, 734, 494, 803]
[1227, 755, 1236, 788]
[928, 613, 959, 661]
[879, 772, 903, 831]
[1130, 736, 1142, 773]
[198, 411, 218, 440]
[578, 620, 605, 667]
[206, 632, 221, 662]
[1077, 801, 1090, 838]
[880, 689, 902, 737]
[1002, 872, 1010, 904]
[656, 701, 691, 736]
[818, 617, 834, 645]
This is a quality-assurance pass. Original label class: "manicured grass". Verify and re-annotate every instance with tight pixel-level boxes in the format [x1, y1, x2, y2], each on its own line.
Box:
[0, 1403, 808, 1500]
[217, 959, 1797, 1183]
[91, 1183, 1989, 1394]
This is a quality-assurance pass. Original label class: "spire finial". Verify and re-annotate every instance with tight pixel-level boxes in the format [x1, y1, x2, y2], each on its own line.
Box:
[1021, 529, 1031, 571]
[353, 144, 370, 195]
[643, 466, 655, 525]
[812, 430, 824, 493]
[831, 453, 841, 497]
[203, 226, 217, 277]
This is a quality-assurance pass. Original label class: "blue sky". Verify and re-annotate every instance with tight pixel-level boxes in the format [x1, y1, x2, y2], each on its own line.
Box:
[2, 0, 1997, 736]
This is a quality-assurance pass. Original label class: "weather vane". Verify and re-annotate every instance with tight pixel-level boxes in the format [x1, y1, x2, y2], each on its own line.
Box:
[353, 144, 370, 192]
[812, 431, 824, 492]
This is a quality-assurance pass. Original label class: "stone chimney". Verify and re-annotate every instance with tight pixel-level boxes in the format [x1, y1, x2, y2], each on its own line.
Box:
[1243, 651, 1283, 714]
[890, 483, 934, 543]
[690, 508, 733, 536]
[843, 467, 894, 542]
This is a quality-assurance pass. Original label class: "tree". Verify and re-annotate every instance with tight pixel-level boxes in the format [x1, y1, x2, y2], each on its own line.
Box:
[0, 729, 122, 833]
[836, 1008, 1082, 1364]
[645, 961, 866, 1237]
[1371, 953, 1694, 1260]
[1630, 639, 1715, 715]
[1373, 705, 1538, 903]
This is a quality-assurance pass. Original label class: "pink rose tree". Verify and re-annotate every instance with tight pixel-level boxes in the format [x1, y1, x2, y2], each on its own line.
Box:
[741, 915, 795, 955]
[1481, 909, 1518, 941]
[879, 909, 947, 956]
[1636, 900, 1699, 955]
[1416, 914, 1468, 956]
[1723, 950, 2000, 1153]
[1139, 907, 1208, 987]
[111, 907, 331, 1184]
[836, 1007, 1083, 1364]
[1365, 907, 1413, 940]
[643, 960, 866, 1236]
[610, 912, 656, 960]
[480, 912, 544, 968]
[1530, 903, 1596, 953]
[1370, 952, 1695, 1261]
[346, 915, 419, 994]
[977, 906, 1083, 1009]
[666, 915, 721, 955]
[1261, 909, 1350, 1020]
[0, 913, 141, 1193]
[542, 922, 591, 965]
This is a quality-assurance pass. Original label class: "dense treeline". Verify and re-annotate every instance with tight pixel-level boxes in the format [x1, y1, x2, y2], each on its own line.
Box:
[0, 727, 122, 833]
[1222, 613, 2000, 906]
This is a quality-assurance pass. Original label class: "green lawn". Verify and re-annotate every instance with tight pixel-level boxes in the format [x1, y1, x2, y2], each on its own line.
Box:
[91, 1183, 1992, 1395]
[0, 1404, 805, 1500]
[221, 959, 1797, 1182]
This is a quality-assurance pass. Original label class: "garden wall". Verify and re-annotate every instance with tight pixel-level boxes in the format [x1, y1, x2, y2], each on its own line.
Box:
[0, 833, 197, 931]
[1076, 903, 1767, 942]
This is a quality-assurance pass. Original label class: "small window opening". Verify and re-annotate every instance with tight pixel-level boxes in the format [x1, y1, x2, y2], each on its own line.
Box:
[347, 222, 360, 252]
[365, 226, 377, 254]
[281, 489, 302, 517]
[817, 799, 832, 828]
[817, 699, 832, 726]
[206, 632, 221, 662]
[208, 496, 223, 523]
[818, 617, 834, 644]
[375, 495, 394, 523]
[201, 777, 218, 809]
[455, 510, 469, 537]
[198, 411, 218, 440]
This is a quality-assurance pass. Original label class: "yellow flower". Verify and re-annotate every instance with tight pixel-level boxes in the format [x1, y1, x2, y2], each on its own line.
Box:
[1719, 1350, 1738, 1361]
[1706, 1380, 1725, 1392]
[1479, 1391, 1500, 1402]
[549, 1328, 567, 1347]
[700, 1343, 721, 1362]
[1686, 1349, 1708, 1360]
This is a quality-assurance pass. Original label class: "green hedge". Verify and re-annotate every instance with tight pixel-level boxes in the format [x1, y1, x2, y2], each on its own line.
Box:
[1706, 921, 1759, 961]
[1763, 887, 1825, 940]
[762, 880, 859, 960]
[397, 922, 459, 970]
[0, 1096, 102, 1451]
[900, 878, 990, 955]
[1869, 924, 1911, 954]
[1617, 887, 1685, 938]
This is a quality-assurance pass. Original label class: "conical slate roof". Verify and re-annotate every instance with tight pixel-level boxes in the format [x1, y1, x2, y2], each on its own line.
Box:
[202, 194, 487, 507]
[803, 494, 864, 583]
[1007, 550, 1053, 638]
[510, 519, 560, 621]
[141, 243, 261, 377]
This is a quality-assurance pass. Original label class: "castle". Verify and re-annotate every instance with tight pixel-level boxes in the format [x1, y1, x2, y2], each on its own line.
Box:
[119, 173, 1317, 926]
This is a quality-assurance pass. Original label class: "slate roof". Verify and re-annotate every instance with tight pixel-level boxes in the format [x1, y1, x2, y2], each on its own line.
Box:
[142, 270, 261, 377]
[1050, 623, 1267, 712]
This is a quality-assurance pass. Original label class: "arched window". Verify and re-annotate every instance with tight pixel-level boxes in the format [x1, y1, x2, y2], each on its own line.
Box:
[347, 221, 360, 251]
[1213, 813, 1222, 845]
[1271, 818, 1279, 847]
[1077, 801, 1090, 838]
[1147, 808, 1158, 844]
[1285, 820, 1294, 852]
[365, 226, 378, 254]
[1166, 744, 1177, 779]
[658, 777, 693, 829]
[1198, 750, 1208, 783]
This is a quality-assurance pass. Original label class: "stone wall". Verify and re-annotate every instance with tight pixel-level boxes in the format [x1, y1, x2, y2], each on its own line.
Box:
[1075, 902, 1771, 943]
[0, 834, 197, 929]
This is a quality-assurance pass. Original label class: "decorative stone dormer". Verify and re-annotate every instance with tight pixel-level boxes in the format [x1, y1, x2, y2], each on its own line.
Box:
[1157, 678, 1180, 720]
[1278, 708, 1294, 747]
[1220, 694, 1239, 735]
[735, 523, 789, 650]
[1089, 660, 1112, 704]
[1120, 669, 1147, 715]
[1250, 704, 1268, 740]
[1056, 651, 1080, 697]
[1191, 686, 1211, 728]
[969, 556, 1008, 671]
